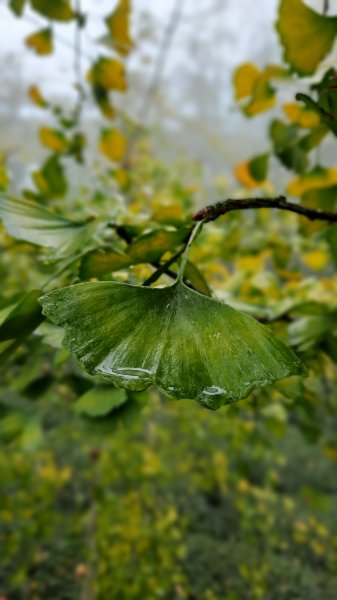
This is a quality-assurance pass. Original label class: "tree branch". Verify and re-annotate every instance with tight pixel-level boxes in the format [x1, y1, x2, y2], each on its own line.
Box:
[323, 0, 329, 14]
[193, 195, 337, 223]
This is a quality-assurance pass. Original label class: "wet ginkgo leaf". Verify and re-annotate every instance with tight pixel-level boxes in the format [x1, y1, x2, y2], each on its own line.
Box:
[40, 279, 306, 410]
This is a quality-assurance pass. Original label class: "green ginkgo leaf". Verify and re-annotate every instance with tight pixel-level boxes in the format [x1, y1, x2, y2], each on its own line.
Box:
[277, 0, 337, 75]
[40, 278, 306, 410]
[0, 194, 101, 260]
[75, 387, 128, 417]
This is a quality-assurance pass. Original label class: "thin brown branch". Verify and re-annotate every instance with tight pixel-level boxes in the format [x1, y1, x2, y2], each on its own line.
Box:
[193, 196, 337, 223]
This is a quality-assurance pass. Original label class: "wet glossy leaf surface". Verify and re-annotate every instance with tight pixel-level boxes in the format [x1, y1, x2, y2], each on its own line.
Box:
[40, 281, 307, 410]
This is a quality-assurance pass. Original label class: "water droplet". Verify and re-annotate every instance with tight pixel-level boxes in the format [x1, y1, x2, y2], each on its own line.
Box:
[202, 386, 227, 397]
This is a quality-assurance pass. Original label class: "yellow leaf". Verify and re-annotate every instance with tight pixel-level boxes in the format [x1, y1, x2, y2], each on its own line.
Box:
[277, 0, 337, 75]
[236, 252, 268, 274]
[283, 102, 320, 129]
[114, 168, 128, 188]
[99, 129, 126, 162]
[151, 203, 185, 225]
[25, 27, 53, 55]
[287, 167, 337, 197]
[28, 84, 47, 108]
[106, 0, 132, 56]
[0, 154, 10, 191]
[233, 63, 260, 100]
[324, 446, 337, 460]
[234, 63, 287, 117]
[88, 57, 126, 91]
[39, 126, 68, 153]
[302, 249, 329, 271]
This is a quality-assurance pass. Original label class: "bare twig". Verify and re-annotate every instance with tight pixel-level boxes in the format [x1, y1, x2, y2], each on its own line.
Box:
[73, 1, 85, 126]
[139, 0, 186, 123]
[193, 196, 337, 223]
[122, 0, 186, 168]
[323, 0, 329, 14]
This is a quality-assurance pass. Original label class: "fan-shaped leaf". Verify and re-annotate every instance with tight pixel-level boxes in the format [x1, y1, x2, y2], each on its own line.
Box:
[0, 194, 99, 260]
[277, 0, 337, 75]
[40, 280, 306, 410]
[105, 0, 132, 56]
[26, 27, 53, 55]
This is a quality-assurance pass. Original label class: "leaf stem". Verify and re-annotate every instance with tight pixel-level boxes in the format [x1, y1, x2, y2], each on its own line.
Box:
[193, 196, 337, 223]
[142, 247, 185, 287]
[177, 219, 205, 281]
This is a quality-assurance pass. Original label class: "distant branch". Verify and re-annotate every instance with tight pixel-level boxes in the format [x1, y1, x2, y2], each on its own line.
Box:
[193, 196, 337, 223]
[323, 0, 329, 14]
[73, 0, 85, 126]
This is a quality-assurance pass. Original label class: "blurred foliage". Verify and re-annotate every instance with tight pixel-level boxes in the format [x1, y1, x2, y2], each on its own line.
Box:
[1, 0, 337, 597]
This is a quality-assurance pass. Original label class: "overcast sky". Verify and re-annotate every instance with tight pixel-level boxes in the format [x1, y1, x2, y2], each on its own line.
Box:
[0, 0, 336, 179]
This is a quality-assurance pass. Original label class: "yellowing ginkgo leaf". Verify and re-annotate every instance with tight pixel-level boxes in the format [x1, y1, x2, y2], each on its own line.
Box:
[234, 63, 288, 117]
[287, 167, 337, 197]
[234, 161, 267, 189]
[233, 63, 260, 100]
[39, 126, 68, 153]
[25, 27, 53, 55]
[277, 0, 337, 75]
[106, 0, 132, 56]
[99, 129, 127, 162]
[28, 84, 48, 108]
[236, 252, 269, 274]
[302, 250, 329, 271]
[88, 57, 126, 91]
[283, 102, 320, 129]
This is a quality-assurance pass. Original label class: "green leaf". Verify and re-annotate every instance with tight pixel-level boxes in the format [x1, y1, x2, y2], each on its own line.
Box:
[325, 223, 337, 265]
[0, 291, 44, 366]
[75, 386, 128, 417]
[296, 92, 337, 137]
[80, 249, 132, 278]
[40, 280, 306, 410]
[248, 153, 269, 182]
[277, 0, 337, 75]
[80, 227, 190, 279]
[299, 125, 328, 151]
[30, 0, 74, 21]
[19, 417, 44, 450]
[10, 0, 26, 16]
[128, 228, 189, 263]
[270, 120, 308, 174]
[33, 154, 67, 198]
[0, 194, 99, 259]
[184, 260, 212, 297]
[289, 306, 337, 352]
